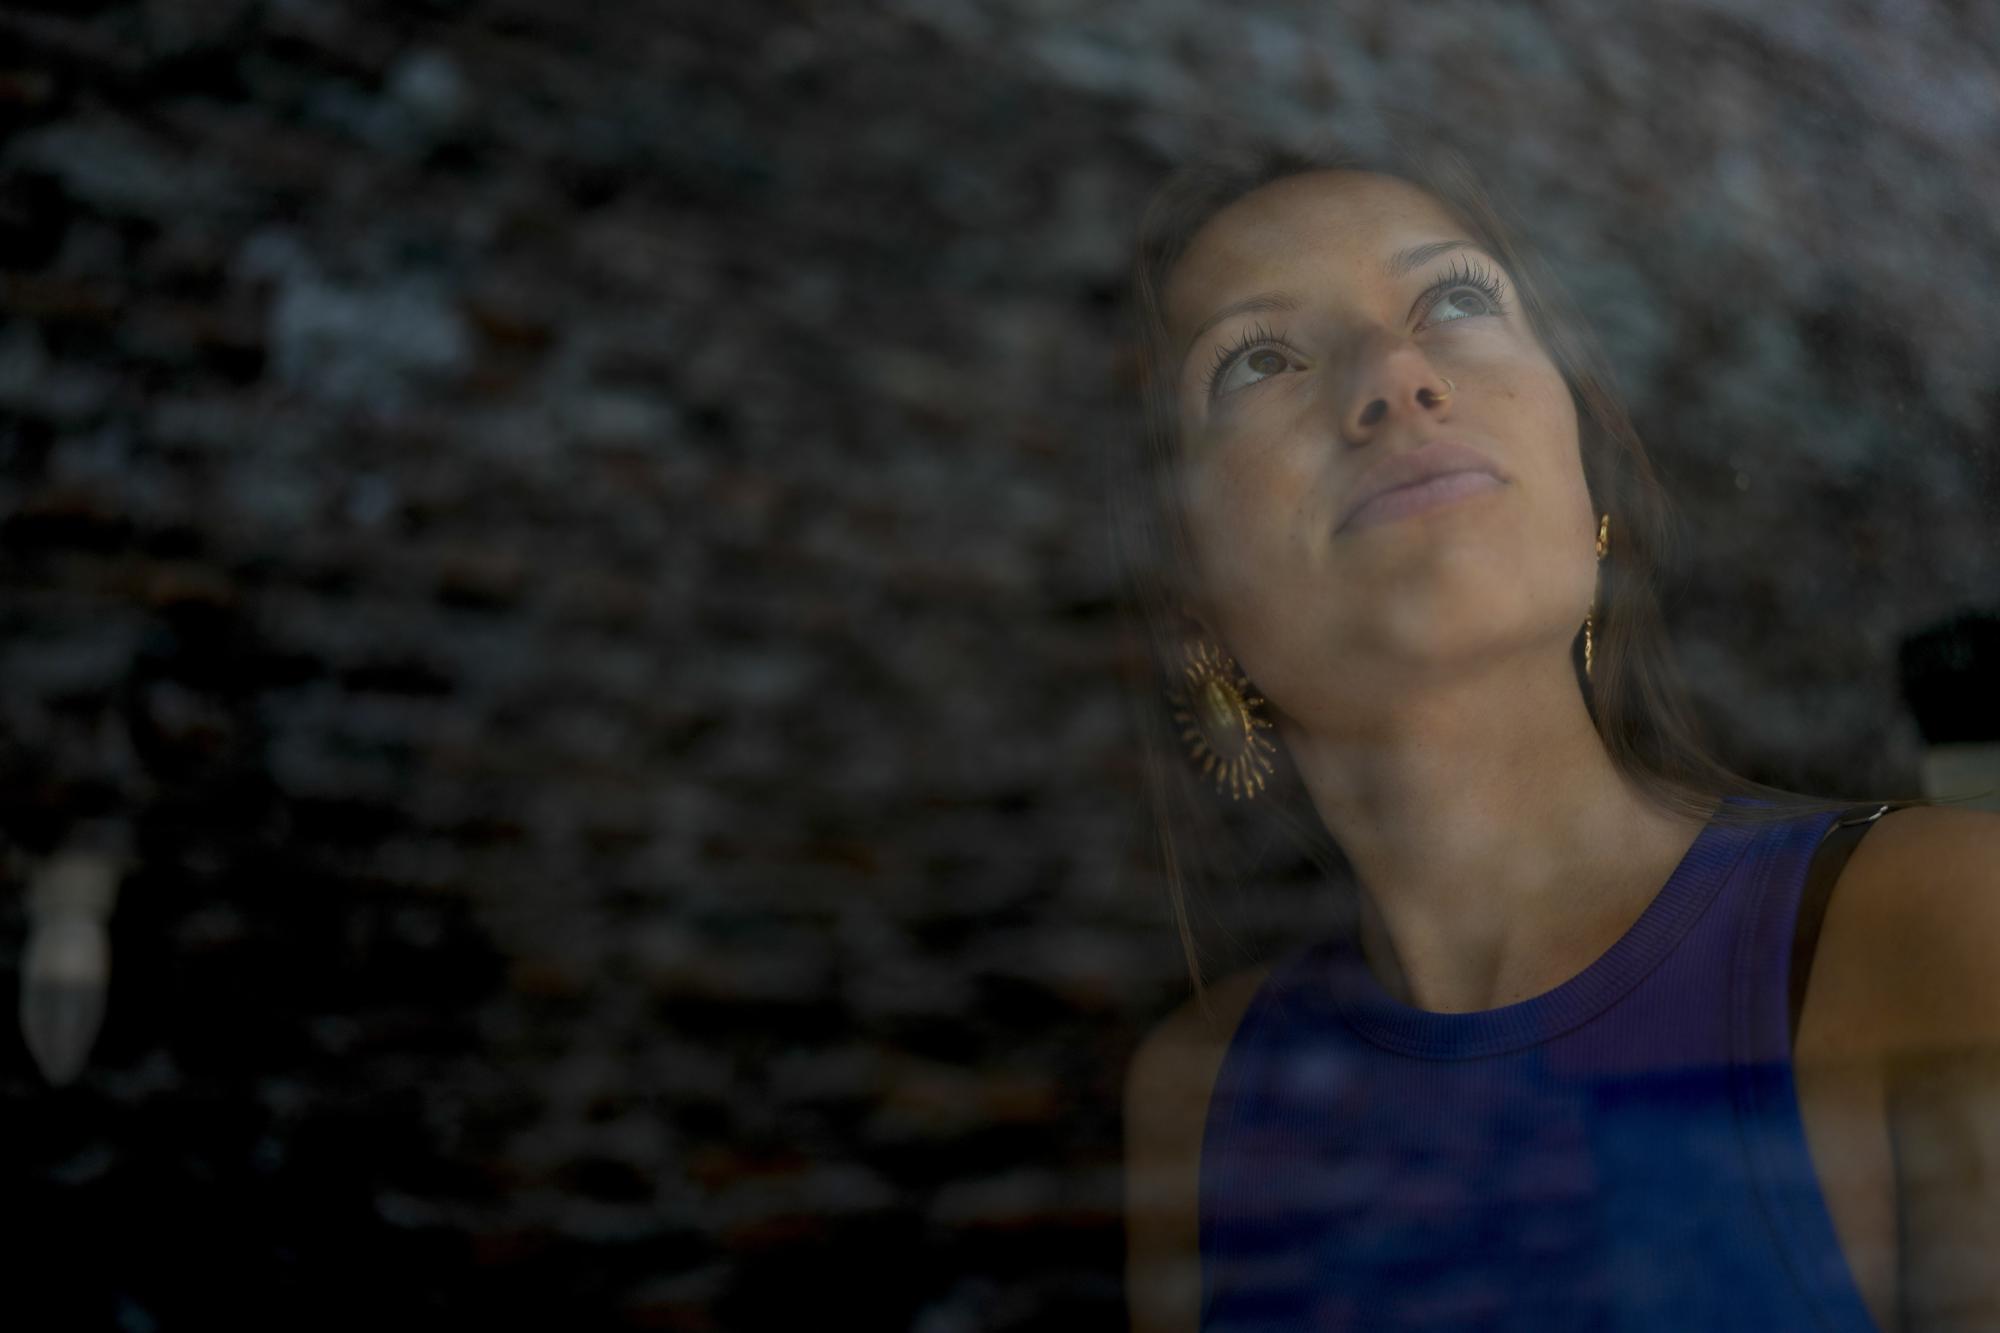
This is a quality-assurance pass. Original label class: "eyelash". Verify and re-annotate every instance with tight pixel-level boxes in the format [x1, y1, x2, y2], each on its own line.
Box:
[1202, 319, 1292, 397]
[1200, 258, 1512, 398]
[1426, 256, 1510, 322]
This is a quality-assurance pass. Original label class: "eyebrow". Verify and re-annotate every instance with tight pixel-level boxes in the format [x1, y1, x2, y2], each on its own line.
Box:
[1382, 238, 1487, 278]
[1176, 292, 1302, 365]
[1176, 239, 1498, 367]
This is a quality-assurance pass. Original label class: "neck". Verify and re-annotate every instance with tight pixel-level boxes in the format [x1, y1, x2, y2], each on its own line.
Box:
[1278, 650, 1711, 1014]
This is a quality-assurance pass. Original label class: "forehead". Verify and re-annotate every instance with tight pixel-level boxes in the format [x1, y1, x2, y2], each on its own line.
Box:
[1164, 170, 1469, 338]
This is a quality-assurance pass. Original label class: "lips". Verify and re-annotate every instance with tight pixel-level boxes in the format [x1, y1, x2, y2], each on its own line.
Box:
[1336, 439, 1508, 534]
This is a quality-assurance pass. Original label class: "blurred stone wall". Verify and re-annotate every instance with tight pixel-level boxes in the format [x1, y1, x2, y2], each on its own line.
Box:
[1, 0, 1994, 1329]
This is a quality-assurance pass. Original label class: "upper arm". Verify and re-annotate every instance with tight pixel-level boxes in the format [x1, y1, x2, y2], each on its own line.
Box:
[1888, 1040, 2000, 1332]
[1837, 805, 2000, 1331]
[1123, 966, 1273, 1333]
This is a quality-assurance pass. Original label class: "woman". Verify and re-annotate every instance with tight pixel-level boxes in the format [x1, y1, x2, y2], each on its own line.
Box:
[1112, 139, 2000, 1333]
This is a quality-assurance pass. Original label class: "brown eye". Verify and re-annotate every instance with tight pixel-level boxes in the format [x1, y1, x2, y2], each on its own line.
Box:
[1203, 323, 1301, 399]
[1430, 286, 1499, 322]
[1415, 258, 1511, 329]
[1210, 345, 1291, 397]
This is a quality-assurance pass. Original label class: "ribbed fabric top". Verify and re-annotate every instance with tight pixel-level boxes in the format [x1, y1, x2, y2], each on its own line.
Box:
[1198, 797, 1884, 1332]
[1324, 801, 1755, 1061]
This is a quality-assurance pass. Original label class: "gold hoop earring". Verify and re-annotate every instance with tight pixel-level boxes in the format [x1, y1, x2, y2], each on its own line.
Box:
[1435, 376, 1455, 403]
[1584, 513, 1610, 680]
[1167, 638, 1278, 800]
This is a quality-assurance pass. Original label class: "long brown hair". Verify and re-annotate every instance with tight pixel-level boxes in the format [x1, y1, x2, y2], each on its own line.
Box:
[1109, 132, 1932, 1011]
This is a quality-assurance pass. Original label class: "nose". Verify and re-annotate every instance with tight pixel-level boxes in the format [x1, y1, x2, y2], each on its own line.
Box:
[1339, 337, 1455, 445]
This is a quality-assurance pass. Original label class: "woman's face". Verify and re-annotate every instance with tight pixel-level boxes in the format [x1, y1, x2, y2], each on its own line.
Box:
[1162, 169, 1599, 729]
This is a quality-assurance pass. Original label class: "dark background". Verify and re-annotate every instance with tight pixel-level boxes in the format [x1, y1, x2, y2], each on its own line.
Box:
[2, 1, 1996, 1329]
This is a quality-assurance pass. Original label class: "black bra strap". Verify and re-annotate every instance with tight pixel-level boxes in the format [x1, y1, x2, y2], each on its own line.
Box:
[1787, 802, 1899, 1050]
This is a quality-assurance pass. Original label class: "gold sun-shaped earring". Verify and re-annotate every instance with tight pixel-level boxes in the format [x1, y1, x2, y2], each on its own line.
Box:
[1168, 638, 1278, 800]
[1584, 512, 1610, 680]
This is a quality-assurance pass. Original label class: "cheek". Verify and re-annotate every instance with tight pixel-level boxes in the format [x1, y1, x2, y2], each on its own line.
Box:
[1495, 364, 1594, 590]
[1182, 444, 1313, 598]
[1182, 458, 1258, 592]
[1507, 363, 1584, 492]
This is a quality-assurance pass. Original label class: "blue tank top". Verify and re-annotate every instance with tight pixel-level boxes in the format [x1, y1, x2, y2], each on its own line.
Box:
[1199, 799, 1882, 1332]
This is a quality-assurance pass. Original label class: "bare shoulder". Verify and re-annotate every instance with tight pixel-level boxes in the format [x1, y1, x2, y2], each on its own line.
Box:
[1126, 960, 1281, 1152]
[1810, 803, 2000, 1057]
[1122, 962, 1275, 1333]
[1133, 963, 1279, 1070]
[1825, 804, 2000, 1325]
